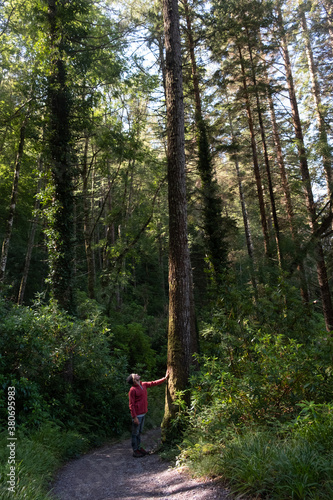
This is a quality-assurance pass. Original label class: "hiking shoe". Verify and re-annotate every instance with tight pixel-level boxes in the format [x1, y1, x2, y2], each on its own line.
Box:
[133, 450, 144, 458]
[138, 447, 148, 455]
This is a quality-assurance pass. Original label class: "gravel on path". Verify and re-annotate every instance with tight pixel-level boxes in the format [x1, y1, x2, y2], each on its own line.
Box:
[50, 428, 232, 500]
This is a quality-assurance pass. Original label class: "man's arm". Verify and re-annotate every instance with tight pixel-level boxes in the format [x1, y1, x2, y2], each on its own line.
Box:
[144, 369, 169, 388]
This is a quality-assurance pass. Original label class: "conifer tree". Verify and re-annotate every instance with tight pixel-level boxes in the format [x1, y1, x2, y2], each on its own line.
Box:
[277, 1, 333, 330]
[183, 0, 228, 285]
[162, 0, 195, 440]
[299, 2, 333, 204]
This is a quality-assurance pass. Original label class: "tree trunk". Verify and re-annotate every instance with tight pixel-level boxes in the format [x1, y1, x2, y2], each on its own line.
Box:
[158, 32, 167, 98]
[17, 161, 42, 305]
[82, 135, 96, 300]
[247, 35, 283, 266]
[278, 4, 333, 330]
[266, 81, 310, 302]
[183, 0, 227, 284]
[162, 0, 194, 440]
[266, 86, 294, 228]
[238, 45, 270, 258]
[46, 0, 75, 313]
[299, 6, 333, 201]
[0, 118, 27, 283]
[224, 80, 257, 290]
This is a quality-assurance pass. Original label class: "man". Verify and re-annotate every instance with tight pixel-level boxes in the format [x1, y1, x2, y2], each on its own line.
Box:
[127, 369, 169, 458]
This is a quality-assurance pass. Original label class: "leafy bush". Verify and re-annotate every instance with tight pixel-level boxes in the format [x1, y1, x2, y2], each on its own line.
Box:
[177, 281, 333, 499]
[192, 278, 333, 429]
[0, 297, 129, 434]
[187, 328, 332, 437]
[0, 293, 167, 499]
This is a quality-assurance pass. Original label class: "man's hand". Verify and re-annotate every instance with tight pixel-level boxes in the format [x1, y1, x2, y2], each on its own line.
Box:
[165, 369, 170, 379]
[133, 417, 139, 425]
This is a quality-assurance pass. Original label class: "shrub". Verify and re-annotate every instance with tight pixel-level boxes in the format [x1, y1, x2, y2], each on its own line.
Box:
[192, 320, 332, 429]
[177, 281, 333, 498]
[179, 405, 333, 499]
[179, 282, 333, 500]
[0, 298, 129, 434]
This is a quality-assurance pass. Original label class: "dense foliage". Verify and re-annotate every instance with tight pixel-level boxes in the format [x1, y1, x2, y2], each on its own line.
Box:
[0, 296, 127, 432]
[0, 292, 167, 498]
[176, 282, 333, 497]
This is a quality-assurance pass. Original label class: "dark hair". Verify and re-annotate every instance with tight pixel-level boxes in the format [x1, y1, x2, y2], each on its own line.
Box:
[126, 374, 134, 385]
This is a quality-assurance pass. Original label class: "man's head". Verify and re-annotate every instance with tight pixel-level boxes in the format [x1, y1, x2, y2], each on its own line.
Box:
[127, 373, 141, 386]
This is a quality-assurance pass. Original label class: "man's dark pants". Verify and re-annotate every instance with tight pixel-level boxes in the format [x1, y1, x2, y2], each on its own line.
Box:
[131, 415, 145, 451]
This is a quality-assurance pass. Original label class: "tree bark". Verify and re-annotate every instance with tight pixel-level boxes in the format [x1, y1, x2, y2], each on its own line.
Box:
[0, 118, 27, 283]
[162, 0, 194, 440]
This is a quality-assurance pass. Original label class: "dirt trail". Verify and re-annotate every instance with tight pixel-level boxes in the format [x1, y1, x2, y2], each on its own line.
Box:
[50, 427, 231, 500]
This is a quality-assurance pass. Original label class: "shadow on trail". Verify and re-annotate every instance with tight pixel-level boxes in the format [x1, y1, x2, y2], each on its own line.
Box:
[50, 428, 229, 500]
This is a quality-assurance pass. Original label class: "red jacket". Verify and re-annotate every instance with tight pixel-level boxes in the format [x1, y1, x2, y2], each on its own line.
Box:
[129, 378, 166, 418]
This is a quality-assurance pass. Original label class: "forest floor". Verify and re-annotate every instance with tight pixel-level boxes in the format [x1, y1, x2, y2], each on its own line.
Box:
[50, 427, 235, 500]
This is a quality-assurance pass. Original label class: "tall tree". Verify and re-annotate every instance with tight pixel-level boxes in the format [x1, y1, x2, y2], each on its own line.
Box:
[82, 134, 96, 300]
[162, 0, 195, 440]
[0, 116, 27, 283]
[246, 30, 283, 266]
[238, 44, 271, 258]
[265, 74, 310, 301]
[277, 2, 333, 330]
[183, 0, 228, 285]
[225, 91, 257, 292]
[45, 0, 75, 312]
[17, 161, 43, 305]
[299, 3, 333, 203]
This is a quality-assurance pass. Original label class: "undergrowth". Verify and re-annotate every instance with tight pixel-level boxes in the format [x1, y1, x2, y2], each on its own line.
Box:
[176, 281, 333, 499]
[0, 295, 167, 499]
[179, 403, 333, 499]
[0, 423, 89, 499]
